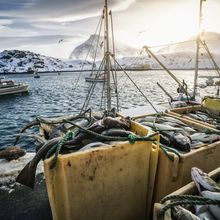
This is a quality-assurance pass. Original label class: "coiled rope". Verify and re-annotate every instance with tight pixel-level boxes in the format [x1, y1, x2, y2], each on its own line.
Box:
[158, 194, 220, 217]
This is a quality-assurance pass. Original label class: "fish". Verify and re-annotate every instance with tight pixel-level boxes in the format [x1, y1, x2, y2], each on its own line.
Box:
[48, 123, 67, 139]
[14, 120, 40, 145]
[136, 116, 162, 123]
[0, 146, 26, 161]
[15, 133, 46, 144]
[162, 116, 187, 126]
[190, 133, 220, 144]
[159, 133, 171, 146]
[191, 141, 205, 149]
[16, 137, 61, 189]
[191, 167, 220, 193]
[101, 128, 133, 137]
[64, 117, 131, 146]
[161, 131, 191, 152]
[201, 190, 220, 219]
[64, 119, 106, 146]
[160, 121, 182, 128]
[141, 122, 183, 131]
[172, 206, 200, 220]
[196, 112, 210, 121]
[182, 127, 197, 133]
[187, 113, 205, 121]
[102, 117, 131, 130]
[194, 205, 216, 220]
[78, 142, 109, 152]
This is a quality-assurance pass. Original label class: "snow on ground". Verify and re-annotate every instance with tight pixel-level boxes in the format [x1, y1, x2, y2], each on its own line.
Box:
[0, 50, 92, 73]
[0, 153, 43, 186]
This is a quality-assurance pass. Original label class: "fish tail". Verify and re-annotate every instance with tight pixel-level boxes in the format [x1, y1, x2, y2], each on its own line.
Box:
[14, 120, 40, 145]
[16, 162, 36, 189]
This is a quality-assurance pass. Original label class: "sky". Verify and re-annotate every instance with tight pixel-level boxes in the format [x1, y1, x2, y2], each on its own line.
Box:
[0, 0, 220, 59]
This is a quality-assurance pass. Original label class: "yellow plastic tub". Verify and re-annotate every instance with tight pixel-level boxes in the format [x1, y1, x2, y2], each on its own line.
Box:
[132, 113, 220, 204]
[44, 121, 159, 220]
[153, 167, 220, 220]
[202, 96, 220, 116]
[153, 141, 220, 203]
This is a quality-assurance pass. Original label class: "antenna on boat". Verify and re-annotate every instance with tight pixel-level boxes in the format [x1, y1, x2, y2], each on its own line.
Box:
[104, 0, 112, 112]
[193, 0, 205, 99]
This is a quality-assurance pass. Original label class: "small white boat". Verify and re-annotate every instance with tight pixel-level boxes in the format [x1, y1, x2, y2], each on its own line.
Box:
[34, 73, 40, 79]
[85, 75, 106, 83]
[0, 78, 29, 96]
[85, 72, 106, 83]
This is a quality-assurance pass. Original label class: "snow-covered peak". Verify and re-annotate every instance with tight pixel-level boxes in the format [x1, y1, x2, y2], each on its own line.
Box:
[69, 34, 139, 60]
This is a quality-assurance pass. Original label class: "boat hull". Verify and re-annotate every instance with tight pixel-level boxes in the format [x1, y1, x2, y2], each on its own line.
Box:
[85, 77, 105, 83]
[0, 84, 29, 96]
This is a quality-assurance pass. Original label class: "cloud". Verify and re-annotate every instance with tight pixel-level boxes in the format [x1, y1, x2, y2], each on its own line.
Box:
[0, 35, 80, 47]
[0, 0, 136, 21]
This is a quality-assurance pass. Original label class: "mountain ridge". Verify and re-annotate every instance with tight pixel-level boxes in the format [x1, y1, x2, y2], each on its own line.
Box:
[69, 34, 139, 60]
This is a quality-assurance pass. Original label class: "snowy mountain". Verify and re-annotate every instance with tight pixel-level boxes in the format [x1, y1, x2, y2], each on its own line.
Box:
[0, 50, 92, 73]
[69, 34, 139, 60]
[1, 32, 220, 73]
[159, 32, 220, 55]
[118, 32, 220, 70]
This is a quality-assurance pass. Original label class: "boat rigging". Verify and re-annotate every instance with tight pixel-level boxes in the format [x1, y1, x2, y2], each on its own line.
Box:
[78, 0, 158, 115]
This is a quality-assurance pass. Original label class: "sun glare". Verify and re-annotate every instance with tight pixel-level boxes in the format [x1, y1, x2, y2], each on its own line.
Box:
[114, 0, 220, 49]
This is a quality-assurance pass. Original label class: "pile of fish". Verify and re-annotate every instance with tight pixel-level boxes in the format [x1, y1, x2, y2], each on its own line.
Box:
[135, 115, 220, 153]
[13, 112, 142, 189]
[183, 108, 220, 130]
[162, 167, 220, 220]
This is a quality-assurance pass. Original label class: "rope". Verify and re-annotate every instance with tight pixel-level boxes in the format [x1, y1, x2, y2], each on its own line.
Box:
[80, 55, 106, 112]
[158, 196, 220, 217]
[147, 39, 196, 49]
[117, 49, 144, 91]
[72, 12, 104, 94]
[36, 108, 92, 124]
[64, 119, 159, 143]
[112, 55, 159, 113]
[159, 143, 181, 161]
[46, 131, 75, 169]
[89, 12, 104, 77]
[161, 194, 212, 204]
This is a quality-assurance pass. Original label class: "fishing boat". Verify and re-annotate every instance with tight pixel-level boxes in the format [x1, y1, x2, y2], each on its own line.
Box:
[33, 70, 40, 78]
[143, 0, 220, 110]
[85, 71, 106, 82]
[0, 77, 29, 96]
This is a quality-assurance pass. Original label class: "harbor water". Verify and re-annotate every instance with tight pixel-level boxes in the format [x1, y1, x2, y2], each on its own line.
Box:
[0, 70, 218, 150]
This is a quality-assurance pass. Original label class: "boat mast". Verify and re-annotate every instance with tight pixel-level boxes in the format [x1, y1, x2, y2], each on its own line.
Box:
[193, 0, 204, 99]
[104, 0, 112, 111]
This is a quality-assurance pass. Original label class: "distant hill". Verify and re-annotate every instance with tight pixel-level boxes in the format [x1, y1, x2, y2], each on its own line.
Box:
[117, 32, 220, 70]
[1, 32, 220, 73]
[69, 34, 139, 60]
[158, 32, 220, 55]
[0, 50, 92, 73]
